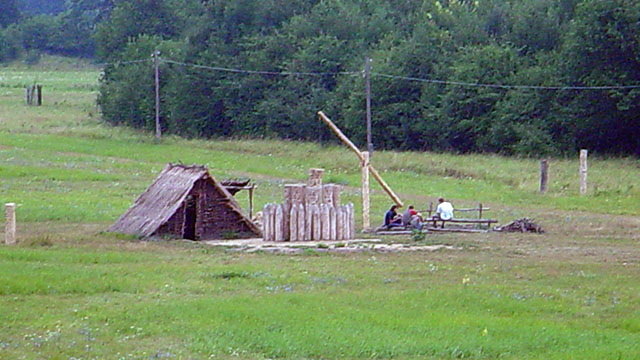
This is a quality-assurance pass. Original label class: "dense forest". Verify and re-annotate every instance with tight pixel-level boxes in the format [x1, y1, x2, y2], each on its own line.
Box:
[0, 0, 113, 60]
[2, 0, 639, 156]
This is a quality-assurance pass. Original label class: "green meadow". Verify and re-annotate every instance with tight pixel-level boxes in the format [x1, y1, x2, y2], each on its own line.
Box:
[0, 57, 639, 359]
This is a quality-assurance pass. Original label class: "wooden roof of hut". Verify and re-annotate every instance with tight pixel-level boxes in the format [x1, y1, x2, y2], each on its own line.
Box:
[109, 163, 261, 239]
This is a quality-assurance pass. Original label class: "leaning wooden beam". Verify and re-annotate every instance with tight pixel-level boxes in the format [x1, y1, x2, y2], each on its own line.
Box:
[318, 111, 364, 162]
[318, 111, 403, 207]
[367, 165, 403, 207]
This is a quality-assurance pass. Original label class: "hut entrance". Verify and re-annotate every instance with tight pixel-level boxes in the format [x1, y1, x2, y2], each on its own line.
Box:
[183, 195, 198, 240]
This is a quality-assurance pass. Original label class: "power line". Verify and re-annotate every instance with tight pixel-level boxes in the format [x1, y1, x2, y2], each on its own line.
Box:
[161, 58, 360, 77]
[93, 57, 640, 91]
[94, 59, 152, 67]
[372, 73, 640, 91]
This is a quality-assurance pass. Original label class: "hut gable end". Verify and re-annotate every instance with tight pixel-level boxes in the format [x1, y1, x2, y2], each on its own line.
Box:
[109, 164, 261, 239]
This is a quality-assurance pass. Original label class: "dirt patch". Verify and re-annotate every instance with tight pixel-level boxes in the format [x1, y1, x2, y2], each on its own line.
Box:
[201, 238, 457, 254]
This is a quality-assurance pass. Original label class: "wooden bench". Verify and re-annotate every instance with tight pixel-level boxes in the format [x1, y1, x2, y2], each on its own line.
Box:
[428, 217, 498, 229]
[375, 202, 498, 234]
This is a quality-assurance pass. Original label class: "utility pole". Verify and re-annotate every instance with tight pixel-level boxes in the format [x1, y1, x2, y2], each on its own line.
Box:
[153, 50, 161, 139]
[365, 57, 373, 155]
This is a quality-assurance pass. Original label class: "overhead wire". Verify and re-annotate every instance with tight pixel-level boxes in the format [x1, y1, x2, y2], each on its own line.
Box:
[372, 73, 640, 91]
[161, 58, 361, 77]
[94, 56, 640, 91]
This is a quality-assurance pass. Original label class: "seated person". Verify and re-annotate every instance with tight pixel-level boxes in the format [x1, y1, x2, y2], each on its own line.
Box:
[383, 204, 403, 229]
[402, 205, 423, 230]
[432, 197, 453, 228]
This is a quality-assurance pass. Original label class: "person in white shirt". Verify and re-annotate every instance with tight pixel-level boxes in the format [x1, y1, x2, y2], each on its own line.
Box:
[433, 197, 454, 228]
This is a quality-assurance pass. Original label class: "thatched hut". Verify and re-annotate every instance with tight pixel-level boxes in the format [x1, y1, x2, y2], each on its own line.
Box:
[109, 163, 261, 240]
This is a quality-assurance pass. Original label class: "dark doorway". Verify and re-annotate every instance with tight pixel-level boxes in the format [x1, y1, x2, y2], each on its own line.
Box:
[183, 195, 197, 240]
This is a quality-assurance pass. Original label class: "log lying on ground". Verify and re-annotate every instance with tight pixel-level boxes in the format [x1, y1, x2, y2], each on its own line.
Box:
[494, 218, 544, 233]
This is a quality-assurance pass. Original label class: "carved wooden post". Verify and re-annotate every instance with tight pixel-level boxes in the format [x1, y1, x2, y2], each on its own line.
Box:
[290, 204, 298, 242]
[5, 203, 16, 245]
[344, 206, 350, 239]
[306, 186, 321, 241]
[580, 150, 588, 196]
[342, 205, 350, 240]
[275, 205, 284, 242]
[297, 205, 305, 241]
[308, 168, 325, 186]
[262, 204, 272, 241]
[336, 206, 344, 240]
[361, 151, 370, 231]
[332, 185, 342, 207]
[329, 207, 337, 240]
[343, 205, 349, 240]
[311, 205, 321, 240]
[540, 159, 549, 194]
[348, 203, 355, 239]
[321, 204, 330, 240]
[283, 185, 293, 241]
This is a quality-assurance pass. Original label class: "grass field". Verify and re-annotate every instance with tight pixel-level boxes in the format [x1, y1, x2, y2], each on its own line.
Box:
[1, 57, 639, 359]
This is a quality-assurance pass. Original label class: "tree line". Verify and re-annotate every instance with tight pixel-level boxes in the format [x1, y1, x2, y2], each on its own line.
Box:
[0, 0, 113, 61]
[3, 0, 639, 156]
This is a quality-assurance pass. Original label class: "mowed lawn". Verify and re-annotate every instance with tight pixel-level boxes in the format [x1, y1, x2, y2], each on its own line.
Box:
[1, 58, 639, 359]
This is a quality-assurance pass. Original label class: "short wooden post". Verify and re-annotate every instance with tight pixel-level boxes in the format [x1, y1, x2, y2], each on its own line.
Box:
[36, 85, 42, 106]
[478, 203, 483, 219]
[428, 201, 433, 218]
[297, 205, 305, 241]
[361, 151, 370, 231]
[305, 205, 313, 242]
[25, 86, 35, 106]
[312, 205, 321, 240]
[290, 204, 298, 242]
[580, 150, 588, 196]
[348, 203, 355, 239]
[540, 159, 549, 194]
[248, 185, 254, 219]
[329, 207, 337, 240]
[321, 204, 330, 240]
[275, 205, 284, 242]
[262, 204, 276, 241]
[336, 206, 344, 240]
[5, 203, 16, 245]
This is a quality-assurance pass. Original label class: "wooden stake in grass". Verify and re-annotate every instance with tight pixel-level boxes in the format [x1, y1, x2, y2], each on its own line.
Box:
[580, 150, 588, 196]
[5, 203, 16, 245]
[540, 159, 549, 194]
[36, 85, 43, 106]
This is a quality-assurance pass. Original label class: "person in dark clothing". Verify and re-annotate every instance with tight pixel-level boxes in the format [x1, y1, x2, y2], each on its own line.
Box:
[383, 204, 402, 229]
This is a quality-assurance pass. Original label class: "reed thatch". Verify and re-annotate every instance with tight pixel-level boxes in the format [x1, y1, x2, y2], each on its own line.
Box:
[109, 163, 261, 240]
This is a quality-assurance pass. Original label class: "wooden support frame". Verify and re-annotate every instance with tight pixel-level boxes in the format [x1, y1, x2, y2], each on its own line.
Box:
[318, 111, 403, 208]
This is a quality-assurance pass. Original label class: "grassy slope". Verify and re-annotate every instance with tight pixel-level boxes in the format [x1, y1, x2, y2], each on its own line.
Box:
[0, 57, 639, 359]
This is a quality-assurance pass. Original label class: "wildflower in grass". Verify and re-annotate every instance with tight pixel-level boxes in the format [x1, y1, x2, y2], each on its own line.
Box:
[482, 327, 488, 336]
[462, 276, 470, 285]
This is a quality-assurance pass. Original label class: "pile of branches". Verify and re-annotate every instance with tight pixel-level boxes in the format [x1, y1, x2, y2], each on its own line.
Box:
[495, 218, 544, 233]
